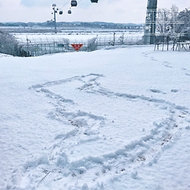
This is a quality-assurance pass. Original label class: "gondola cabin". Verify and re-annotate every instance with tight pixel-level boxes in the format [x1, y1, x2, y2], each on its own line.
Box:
[68, 10, 72, 14]
[71, 0, 77, 7]
[59, 11, 63, 15]
[91, 0, 98, 3]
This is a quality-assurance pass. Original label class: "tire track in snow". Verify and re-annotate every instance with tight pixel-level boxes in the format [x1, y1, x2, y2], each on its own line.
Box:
[11, 73, 190, 190]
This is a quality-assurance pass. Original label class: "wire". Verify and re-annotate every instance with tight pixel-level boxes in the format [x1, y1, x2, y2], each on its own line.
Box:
[59, 0, 70, 9]
[78, 0, 84, 4]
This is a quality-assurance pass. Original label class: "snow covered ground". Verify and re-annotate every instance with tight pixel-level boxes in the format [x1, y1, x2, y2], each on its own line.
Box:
[0, 46, 190, 190]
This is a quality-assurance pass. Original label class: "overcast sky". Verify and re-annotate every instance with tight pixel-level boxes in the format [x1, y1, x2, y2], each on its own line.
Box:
[0, 0, 189, 23]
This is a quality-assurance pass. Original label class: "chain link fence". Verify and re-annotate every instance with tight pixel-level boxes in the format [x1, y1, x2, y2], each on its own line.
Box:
[2, 32, 143, 57]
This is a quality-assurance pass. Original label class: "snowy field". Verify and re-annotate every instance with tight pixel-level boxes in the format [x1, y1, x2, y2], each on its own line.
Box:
[0, 46, 190, 190]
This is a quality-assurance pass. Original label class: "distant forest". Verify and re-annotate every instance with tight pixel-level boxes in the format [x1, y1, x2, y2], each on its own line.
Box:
[0, 21, 142, 30]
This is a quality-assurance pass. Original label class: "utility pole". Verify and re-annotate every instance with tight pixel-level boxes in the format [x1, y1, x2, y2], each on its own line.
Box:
[144, 0, 157, 44]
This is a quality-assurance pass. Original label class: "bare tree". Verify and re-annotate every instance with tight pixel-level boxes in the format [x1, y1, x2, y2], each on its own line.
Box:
[156, 5, 179, 35]
[177, 8, 190, 40]
[0, 30, 19, 56]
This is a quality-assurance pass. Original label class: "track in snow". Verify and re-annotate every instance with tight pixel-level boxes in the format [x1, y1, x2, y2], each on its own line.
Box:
[10, 73, 190, 189]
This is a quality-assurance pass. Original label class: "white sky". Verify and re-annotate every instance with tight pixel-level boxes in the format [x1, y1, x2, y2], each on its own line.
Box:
[0, 0, 189, 23]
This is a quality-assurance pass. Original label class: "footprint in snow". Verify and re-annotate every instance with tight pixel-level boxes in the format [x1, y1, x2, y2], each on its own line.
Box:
[171, 89, 178, 93]
[150, 89, 166, 94]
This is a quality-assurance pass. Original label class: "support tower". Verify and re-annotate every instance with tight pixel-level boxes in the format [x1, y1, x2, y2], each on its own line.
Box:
[144, 0, 158, 44]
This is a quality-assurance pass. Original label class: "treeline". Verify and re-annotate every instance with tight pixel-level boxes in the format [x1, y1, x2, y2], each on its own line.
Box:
[0, 21, 142, 29]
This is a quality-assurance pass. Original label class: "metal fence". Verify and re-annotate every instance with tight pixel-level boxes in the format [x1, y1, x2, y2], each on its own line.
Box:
[154, 34, 190, 51]
[96, 33, 143, 47]
[16, 33, 143, 57]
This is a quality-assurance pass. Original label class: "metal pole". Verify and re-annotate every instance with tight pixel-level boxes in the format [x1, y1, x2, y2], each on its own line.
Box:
[52, 4, 57, 34]
[54, 9, 57, 33]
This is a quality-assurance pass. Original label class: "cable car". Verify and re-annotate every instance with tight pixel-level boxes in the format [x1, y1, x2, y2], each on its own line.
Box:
[59, 10, 63, 15]
[71, 0, 77, 7]
[91, 0, 98, 3]
[68, 9, 72, 14]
